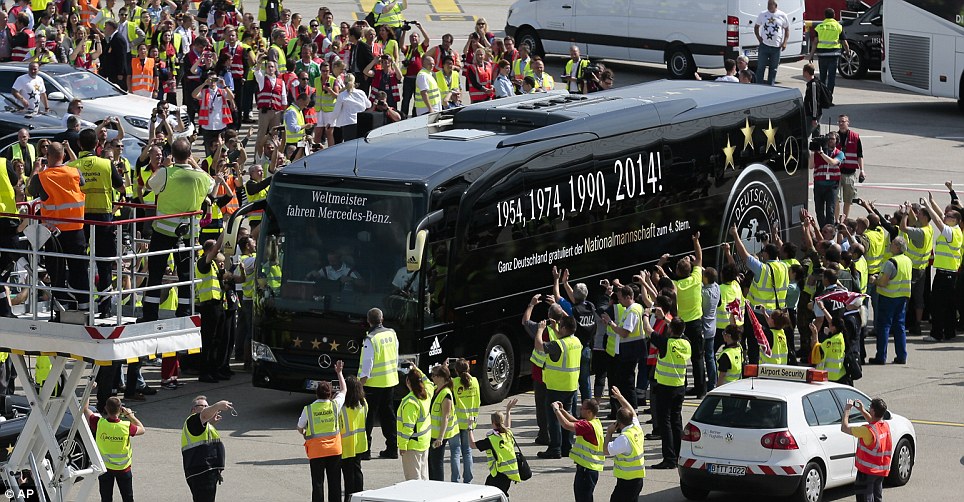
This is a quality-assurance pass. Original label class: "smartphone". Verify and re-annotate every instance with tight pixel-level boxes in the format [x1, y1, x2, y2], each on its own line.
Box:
[446, 357, 460, 367]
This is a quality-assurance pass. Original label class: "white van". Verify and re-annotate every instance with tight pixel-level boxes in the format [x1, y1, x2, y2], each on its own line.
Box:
[350, 480, 509, 502]
[505, 0, 806, 78]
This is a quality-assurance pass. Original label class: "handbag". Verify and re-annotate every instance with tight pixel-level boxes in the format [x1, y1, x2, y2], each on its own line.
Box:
[508, 431, 532, 481]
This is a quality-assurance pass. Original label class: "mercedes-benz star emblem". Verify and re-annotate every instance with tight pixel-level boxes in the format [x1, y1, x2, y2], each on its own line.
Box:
[318, 354, 332, 369]
[346, 340, 358, 354]
[783, 137, 800, 176]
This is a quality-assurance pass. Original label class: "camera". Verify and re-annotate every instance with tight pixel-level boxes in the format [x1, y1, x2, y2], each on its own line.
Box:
[809, 135, 829, 152]
[753, 230, 770, 243]
[401, 21, 414, 31]
[583, 63, 602, 78]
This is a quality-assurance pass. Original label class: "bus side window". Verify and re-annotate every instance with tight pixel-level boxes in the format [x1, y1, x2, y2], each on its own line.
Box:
[465, 170, 526, 251]
[424, 240, 450, 326]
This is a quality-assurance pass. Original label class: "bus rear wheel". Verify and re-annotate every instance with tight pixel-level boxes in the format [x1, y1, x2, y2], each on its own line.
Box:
[478, 333, 515, 404]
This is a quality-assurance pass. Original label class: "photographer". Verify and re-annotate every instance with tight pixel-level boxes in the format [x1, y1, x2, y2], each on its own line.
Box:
[83, 396, 146, 502]
[370, 90, 401, 124]
[193, 70, 236, 154]
[368, 54, 402, 110]
[583, 63, 609, 93]
[808, 131, 844, 228]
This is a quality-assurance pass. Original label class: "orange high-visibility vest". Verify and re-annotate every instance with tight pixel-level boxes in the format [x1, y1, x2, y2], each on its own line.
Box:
[38, 167, 86, 231]
[11, 29, 35, 61]
[130, 57, 156, 96]
[78, 0, 99, 28]
[218, 175, 239, 216]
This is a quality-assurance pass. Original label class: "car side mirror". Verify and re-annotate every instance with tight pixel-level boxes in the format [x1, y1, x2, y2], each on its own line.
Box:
[870, 16, 882, 27]
[48, 91, 67, 101]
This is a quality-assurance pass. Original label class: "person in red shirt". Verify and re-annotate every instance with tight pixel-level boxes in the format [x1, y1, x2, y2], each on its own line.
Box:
[83, 396, 146, 502]
[553, 398, 604, 502]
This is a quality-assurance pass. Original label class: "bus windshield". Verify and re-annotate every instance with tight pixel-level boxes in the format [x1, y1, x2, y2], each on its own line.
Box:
[258, 180, 425, 323]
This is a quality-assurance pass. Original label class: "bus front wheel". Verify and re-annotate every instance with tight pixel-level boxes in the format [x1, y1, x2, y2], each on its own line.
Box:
[479, 333, 515, 404]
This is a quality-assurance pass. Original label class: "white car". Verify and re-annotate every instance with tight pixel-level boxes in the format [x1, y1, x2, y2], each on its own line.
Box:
[350, 480, 508, 502]
[678, 364, 915, 501]
[0, 63, 193, 140]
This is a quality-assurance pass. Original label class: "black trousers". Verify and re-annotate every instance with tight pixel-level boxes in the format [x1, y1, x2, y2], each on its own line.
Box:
[186, 470, 221, 502]
[611, 356, 639, 411]
[219, 307, 237, 372]
[142, 232, 192, 321]
[98, 469, 134, 502]
[48, 229, 90, 309]
[242, 80, 258, 117]
[855, 471, 884, 502]
[683, 321, 706, 395]
[198, 302, 225, 378]
[364, 385, 398, 452]
[428, 439, 448, 481]
[309, 455, 341, 502]
[485, 473, 511, 496]
[341, 455, 364, 502]
[0, 221, 20, 317]
[574, 464, 599, 502]
[183, 80, 201, 122]
[610, 477, 644, 502]
[654, 383, 685, 463]
[400, 76, 417, 117]
[931, 270, 958, 340]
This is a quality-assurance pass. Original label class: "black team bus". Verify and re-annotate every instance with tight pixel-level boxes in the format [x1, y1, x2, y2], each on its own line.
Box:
[226, 80, 808, 404]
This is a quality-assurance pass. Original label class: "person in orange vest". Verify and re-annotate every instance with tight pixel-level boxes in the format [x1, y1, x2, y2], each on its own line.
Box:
[842, 397, 893, 502]
[128, 42, 157, 98]
[27, 142, 91, 310]
[464, 48, 494, 103]
[77, 0, 100, 28]
[297, 359, 347, 502]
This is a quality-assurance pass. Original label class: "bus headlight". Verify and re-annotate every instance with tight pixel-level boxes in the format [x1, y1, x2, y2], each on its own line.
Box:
[252, 341, 277, 363]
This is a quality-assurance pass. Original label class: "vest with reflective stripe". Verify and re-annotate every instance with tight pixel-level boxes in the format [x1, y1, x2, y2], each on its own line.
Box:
[570, 417, 603, 471]
[512, 57, 532, 80]
[840, 129, 860, 173]
[565, 58, 590, 91]
[180, 416, 225, 475]
[304, 400, 342, 459]
[454, 376, 480, 430]
[396, 392, 430, 451]
[11, 143, 35, 166]
[339, 403, 368, 458]
[125, 21, 140, 55]
[138, 166, 156, 203]
[246, 181, 268, 223]
[11, 30, 34, 61]
[96, 418, 132, 471]
[813, 148, 841, 182]
[375, 1, 405, 28]
[78, 0, 99, 27]
[153, 165, 209, 237]
[271, 43, 287, 72]
[241, 253, 256, 300]
[605, 304, 625, 357]
[0, 158, 17, 218]
[256, 75, 286, 111]
[195, 260, 222, 302]
[414, 69, 441, 113]
[221, 42, 246, 79]
[759, 329, 789, 365]
[613, 423, 645, 480]
[38, 166, 85, 231]
[817, 332, 847, 381]
[258, 0, 269, 22]
[131, 57, 155, 95]
[70, 152, 114, 214]
[485, 430, 521, 481]
[933, 226, 963, 272]
[285, 104, 305, 144]
[434, 69, 460, 100]
[529, 324, 556, 367]
[748, 260, 789, 310]
[903, 225, 933, 270]
[430, 386, 459, 440]
[717, 281, 744, 326]
[855, 421, 892, 476]
[364, 328, 399, 388]
[719, 346, 743, 383]
[878, 254, 912, 298]
[467, 64, 492, 102]
[96, 8, 115, 30]
[315, 75, 337, 112]
[854, 255, 869, 293]
[655, 337, 691, 387]
[543, 335, 582, 392]
[864, 227, 887, 274]
[815, 19, 843, 49]
[198, 88, 234, 128]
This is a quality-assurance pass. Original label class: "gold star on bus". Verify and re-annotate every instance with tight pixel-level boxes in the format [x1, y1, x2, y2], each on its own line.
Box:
[764, 119, 779, 152]
[329, 339, 340, 351]
[741, 118, 755, 149]
[722, 136, 736, 170]
[292, 337, 303, 348]
[311, 338, 321, 349]
[5, 444, 13, 455]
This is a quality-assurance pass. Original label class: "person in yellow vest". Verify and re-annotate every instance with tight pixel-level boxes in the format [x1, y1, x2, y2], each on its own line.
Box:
[898, 206, 933, 337]
[91, 0, 117, 32]
[6, 129, 36, 176]
[510, 43, 532, 82]
[657, 231, 705, 396]
[807, 7, 848, 93]
[600, 285, 646, 412]
[467, 398, 520, 496]
[529, 57, 554, 91]
[922, 192, 962, 342]
[414, 54, 440, 116]
[650, 318, 690, 469]
[434, 56, 461, 110]
[729, 224, 789, 363]
[562, 45, 591, 94]
[359, 307, 399, 460]
[340, 375, 368, 500]
[867, 236, 912, 365]
[196, 233, 228, 383]
[522, 295, 565, 446]
[27, 142, 90, 310]
[182, 395, 234, 501]
[603, 386, 645, 499]
[373, 0, 407, 41]
[450, 358, 478, 483]
[82, 395, 146, 502]
[715, 325, 743, 387]
[810, 311, 850, 385]
[552, 397, 603, 502]
[427, 363, 459, 481]
[244, 162, 272, 231]
[534, 315, 582, 459]
[298, 359, 346, 502]
[761, 309, 791, 365]
[0, 155, 23, 319]
[396, 366, 431, 480]
[26, 31, 57, 63]
[128, 43, 157, 98]
[284, 91, 312, 160]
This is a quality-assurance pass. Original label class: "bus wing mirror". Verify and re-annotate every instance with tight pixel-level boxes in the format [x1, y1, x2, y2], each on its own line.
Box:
[406, 209, 445, 272]
[870, 16, 882, 26]
[222, 198, 267, 257]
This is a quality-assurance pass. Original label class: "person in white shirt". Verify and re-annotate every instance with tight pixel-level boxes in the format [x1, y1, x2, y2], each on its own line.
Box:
[603, 386, 645, 500]
[715, 59, 739, 82]
[754, 0, 790, 85]
[332, 73, 372, 143]
[12, 62, 48, 113]
[192, 71, 236, 152]
[297, 360, 347, 502]
[174, 16, 195, 57]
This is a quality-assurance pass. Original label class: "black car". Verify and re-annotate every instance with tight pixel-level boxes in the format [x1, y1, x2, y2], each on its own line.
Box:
[0, 98, 65, 140]
[0, 127, 146, 171]
[0, 394, 90, 476]
[839, 2, 883, 79]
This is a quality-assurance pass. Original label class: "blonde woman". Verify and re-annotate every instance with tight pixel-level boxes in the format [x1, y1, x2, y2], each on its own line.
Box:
[332, 73, 371, 143]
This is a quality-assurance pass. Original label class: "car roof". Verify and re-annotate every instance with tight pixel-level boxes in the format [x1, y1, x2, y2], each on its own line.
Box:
[0, 63, 78, 75]
[708, 377, 857, 401]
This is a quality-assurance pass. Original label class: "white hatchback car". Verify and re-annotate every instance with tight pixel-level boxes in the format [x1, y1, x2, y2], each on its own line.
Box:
[678, 364, 915, 501]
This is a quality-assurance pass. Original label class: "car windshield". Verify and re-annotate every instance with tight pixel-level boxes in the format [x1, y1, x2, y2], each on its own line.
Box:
[55, 72, 122, 100]
[693, 395, 788, 429]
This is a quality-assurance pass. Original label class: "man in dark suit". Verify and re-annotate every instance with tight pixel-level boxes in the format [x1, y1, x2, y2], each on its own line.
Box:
[100, 20, 130, 91]
[348, 26, 373, 96]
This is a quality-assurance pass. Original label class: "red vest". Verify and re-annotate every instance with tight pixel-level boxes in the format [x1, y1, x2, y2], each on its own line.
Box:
[11, 29, 34, 62]
[467, 65, 493, 102]
[855, 421, 892, 477]
[840, 129, 860, 174]
[813, 147, 841, 183]
[221, 43, 245, 80]
[370, 71, 401, 103]
[198, 88, 233, 128]
[257, 75, 285, 111]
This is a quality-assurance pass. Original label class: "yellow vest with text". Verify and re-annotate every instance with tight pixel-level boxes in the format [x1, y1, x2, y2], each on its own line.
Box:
[815, 18, 843, 50]
[396, 391, 430, 451]
[454, 376, 480, 430]
[759, 329, 789, 365]
[485, 430, 521, 481]
[748, 260, 789, 310]
[817, 332, 846, 381]
[719, 346, 743, 383]
[716, 281, 744, 326]
[878, 254, 912, 298]
[339, 403, 369, 458]
[96, 418, 133, 471]
[655, 337, 691, 387]
[430, 386, 459, 440]
[304, 400, 342, 458]
[570, 417, 603, 471]
[933, 226, 963, 272]
[543, 335, 582, 392]
[364, 328, 399, 388]
[613, 424, 645, 480]
[153, 165, 209, 237]
[70, 152, 114, 214]
[195, 260, 222, 302]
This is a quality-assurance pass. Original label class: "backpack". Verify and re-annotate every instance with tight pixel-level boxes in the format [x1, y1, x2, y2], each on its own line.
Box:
[815, 79, 834, 108]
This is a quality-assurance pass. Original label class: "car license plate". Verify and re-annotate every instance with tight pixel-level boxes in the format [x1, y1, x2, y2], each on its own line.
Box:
[744, 49, 758, 59]
[305, 379, 321, 391]
[708, 464, 746, 476]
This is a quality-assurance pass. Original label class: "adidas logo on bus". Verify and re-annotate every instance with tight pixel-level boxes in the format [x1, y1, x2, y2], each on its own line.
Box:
[408, 256, 418, 264]
[429, 337, 442, 356]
